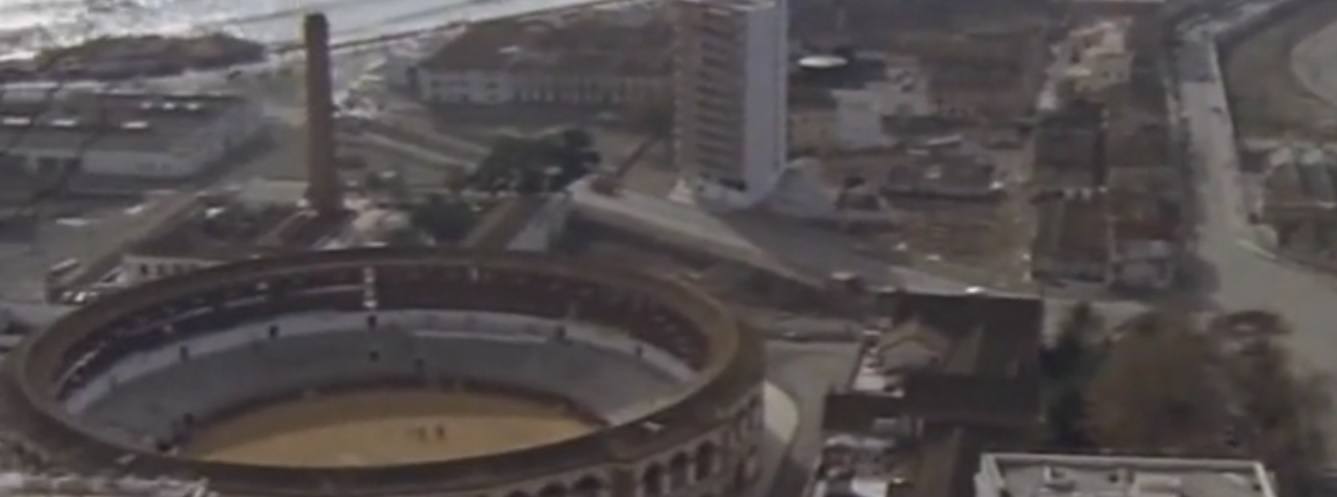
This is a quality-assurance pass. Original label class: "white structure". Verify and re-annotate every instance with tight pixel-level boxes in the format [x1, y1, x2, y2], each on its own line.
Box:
[975, 453, 1278, 497]
[1062, 19, 1134, 98]
[0, 90, 263, 179]
[0, 472, 215, 497]
[673, 0, 788, 208]
[832, 90, 890, 150]
[872, 60, 937, 118]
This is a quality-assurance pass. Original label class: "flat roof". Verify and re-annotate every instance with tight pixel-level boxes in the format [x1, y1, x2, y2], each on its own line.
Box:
[1034, 192, 1109, 264]
[0, 91, 246, 154]
[818, 293, 1044, 497]
[978, 453, 1276, 497]
[0, 472, 214, 497]
[1108, 189, 1180, 241]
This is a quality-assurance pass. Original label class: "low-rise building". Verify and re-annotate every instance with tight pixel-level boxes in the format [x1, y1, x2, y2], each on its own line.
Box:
[821, 145, 1002, 202]
[888, 30, 1046, 122]
[789, 89, 839, 154]
[119, 185, 347, 287]
[1104, 109, 1173, 190]
[1259, 144, 1337, 263]
[975, 453, 1277, 497]
[789, 56, 903, 153]
[816, 293, 1043, 497]
[0, 89, 263, 179]
[1061, 19, 1134, 99]
[1034, 102, 1105, 190]
[1032, 190, 1110, 285]
[874, 58, 937, 119]
[1066, 0, 1167, 53]
[411, 15, 672, 108]
[1261, 144, 1337, 226]
[1108, 188, 1181, 290]
[882, 153, 1003, 200]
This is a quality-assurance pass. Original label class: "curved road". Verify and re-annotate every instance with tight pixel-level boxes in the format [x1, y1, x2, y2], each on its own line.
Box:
[1292, 16, 1337, 113]
[1179, 6, 1337, 443]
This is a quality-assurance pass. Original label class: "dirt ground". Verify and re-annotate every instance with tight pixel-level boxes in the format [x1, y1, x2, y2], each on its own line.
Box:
[185, 389, 594, 467]
[1224, 0, 1337, 139]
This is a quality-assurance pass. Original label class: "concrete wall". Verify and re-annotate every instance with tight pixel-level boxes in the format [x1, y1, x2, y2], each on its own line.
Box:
[120, 254, 220, 286]
[509, 195, 573, 252]
[67, 309, 697, 414]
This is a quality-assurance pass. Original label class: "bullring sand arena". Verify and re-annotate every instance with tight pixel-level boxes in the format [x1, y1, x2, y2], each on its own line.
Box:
[185, 389, 598, 467]
[1, 248, 765, 497]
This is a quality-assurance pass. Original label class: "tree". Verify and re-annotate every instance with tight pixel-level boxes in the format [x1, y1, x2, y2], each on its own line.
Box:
[1042, 301, 1103, 380]
[1047, 384, 1093, 448]
[1084, 309, 1330, 494]
[1219, 321, 1329, 497]
[468, 132, 599, 194]
[385, 226, 426, 247]
[1086, 311, 1228, 453]
[409, 194, 477, 243]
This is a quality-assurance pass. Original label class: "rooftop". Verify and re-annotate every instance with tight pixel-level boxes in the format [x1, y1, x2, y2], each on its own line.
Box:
[418, 16, 671, 77]
[889, 31, 1042, 93]
[0, 90, 247, 153]
[791, 0, 1050, 48]
[129, 193, 344, 261]
[977, 453, 1277, 497]
[1108, 189, 1181, 242]
[1105, 115, 1169, 169]
[0, 472, 215, 497]
[1034, 104, 1104, 188]
[1264, 146, 1337, 209]
[793, 57, 890, 93]
[1070, 19, 1131, 59]
[880, 153, 1002, 199]
[817, 293, 1043, 497]
[1033, 191, 1110, 265]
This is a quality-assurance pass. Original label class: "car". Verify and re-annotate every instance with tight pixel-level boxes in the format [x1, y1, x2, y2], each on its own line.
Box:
[965, 286, 986, 295]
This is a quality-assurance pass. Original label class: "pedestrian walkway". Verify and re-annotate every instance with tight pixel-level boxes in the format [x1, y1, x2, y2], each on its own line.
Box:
[748, 383, 800, 497]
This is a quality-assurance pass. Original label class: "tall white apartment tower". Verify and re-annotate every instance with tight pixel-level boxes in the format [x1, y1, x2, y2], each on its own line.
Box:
[672, 0, 788, 208]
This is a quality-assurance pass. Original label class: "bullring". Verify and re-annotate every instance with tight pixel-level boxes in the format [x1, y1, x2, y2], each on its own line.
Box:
[3, 248, 764, 497]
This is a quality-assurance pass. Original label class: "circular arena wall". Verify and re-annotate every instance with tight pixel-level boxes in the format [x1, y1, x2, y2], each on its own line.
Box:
[4, 248, 765, 497]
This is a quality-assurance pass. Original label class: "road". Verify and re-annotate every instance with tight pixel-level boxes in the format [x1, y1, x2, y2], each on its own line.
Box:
[1291, 5, 1337, 114]
[1176, 0, 1337, 443]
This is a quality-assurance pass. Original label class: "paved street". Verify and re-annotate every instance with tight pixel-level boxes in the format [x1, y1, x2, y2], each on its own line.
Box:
[1177, 2, 1337, 443]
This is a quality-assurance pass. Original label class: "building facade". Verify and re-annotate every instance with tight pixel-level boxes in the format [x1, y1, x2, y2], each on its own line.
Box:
[1061, 19, 1134, 100]
[412, 17, 672, 109]
[673, 0, 788, 207]
[0, 91, 264, 179]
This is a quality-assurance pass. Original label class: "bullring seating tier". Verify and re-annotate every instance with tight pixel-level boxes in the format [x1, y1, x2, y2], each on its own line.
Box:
[5, 249, 764, 497]
[72, 312, 688, 448]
